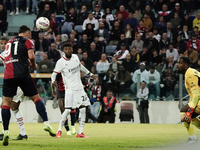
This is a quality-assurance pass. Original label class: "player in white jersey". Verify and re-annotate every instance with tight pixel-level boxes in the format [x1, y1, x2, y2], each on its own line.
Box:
[0, 37, 27, 140]
[51, 42, 97, 138]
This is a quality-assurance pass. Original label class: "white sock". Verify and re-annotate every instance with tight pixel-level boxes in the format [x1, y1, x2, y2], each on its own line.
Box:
[78, 107, 86, 134]
[190, 135, 197, 140]
[44, 121, 49, 125]
[13, 109, 26, 136]
[58, 109, 71, 131]
[26, 7, 29, 11]
[16, 8, 19, 13]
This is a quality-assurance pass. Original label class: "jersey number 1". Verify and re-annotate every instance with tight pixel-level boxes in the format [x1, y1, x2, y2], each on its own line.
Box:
[13, 41, 18, 55]
[5, 41, 18, 57]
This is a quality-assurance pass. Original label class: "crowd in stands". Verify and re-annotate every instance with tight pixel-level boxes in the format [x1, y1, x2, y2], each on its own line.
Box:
[1, 0, 200, 120]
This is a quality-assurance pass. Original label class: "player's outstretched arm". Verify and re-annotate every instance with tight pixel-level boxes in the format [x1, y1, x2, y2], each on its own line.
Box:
[80, 64, 98, 80]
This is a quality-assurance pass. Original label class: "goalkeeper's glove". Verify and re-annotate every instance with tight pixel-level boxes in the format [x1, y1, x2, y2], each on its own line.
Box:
[181, 107, 194, 123]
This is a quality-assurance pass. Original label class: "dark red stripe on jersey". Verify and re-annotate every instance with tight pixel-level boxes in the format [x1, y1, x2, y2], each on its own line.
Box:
[31, 78, 39, 93]
[25, 39, 34, 51]
[54, 71, 60, 73]
[0, 55, 4, 60]
[71, 109, 76, 113]
[2, 105, 10, 109]
[66, 118, 68, 121]
[63, 56, 68, 61]
[34, 99, 42, 104]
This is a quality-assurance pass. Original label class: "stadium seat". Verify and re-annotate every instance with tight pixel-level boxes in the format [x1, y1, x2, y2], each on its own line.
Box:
[189, 16, 196, 21]
[119, 103, 134, 122]
[56, 17, 65, 24]
[74, 25, 83, 34]
[105, 45, 117, 55]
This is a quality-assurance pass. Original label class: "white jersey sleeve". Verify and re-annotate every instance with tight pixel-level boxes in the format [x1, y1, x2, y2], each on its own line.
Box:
[53, 59, 63, 73]
[0, 51, 5, 60]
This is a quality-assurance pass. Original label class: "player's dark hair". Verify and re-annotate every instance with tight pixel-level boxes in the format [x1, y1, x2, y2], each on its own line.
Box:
[62, 42, 72, 50]
[180, 57, 191, 66]
[19, 25, 31, 34]
[0, 36, 9, 42]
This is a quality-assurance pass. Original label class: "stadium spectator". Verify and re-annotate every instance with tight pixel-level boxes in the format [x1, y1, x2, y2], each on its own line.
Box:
[153, 28, 161, 42]
[124, 12, 139, 30]
[81, 52, 94, 71]
[130, 46, 140, 68]
[98, 90, 116, 123]
[165, 22, 178, 41]
[158, 4, 171, 22]
[109, 21, 123, 45]
[32, 0, 39, 15]
[0, 4, 8, 36]
[130, 63, 148, 94]
[116, 65, 132, 93]
[183, 46, 198, 67]
[96, 53, 110, 83]
[142, 13, 153, 31]
[44, 27, 56, 43]
[102, 68, 117, 96]
[193, 12, 200, 31]
[114, 43, 129, 61]
[116, 34, 129, 51]
[186, 33, 200, 52]
[133, 9, 142, 22]
[109, 57, 119, 73]
[159, 32, 170, 51]
[136, 20, 147, 41]
[166, 44, 179, 62]
[94, 36, 103, 52]
[82, 13, 99, 31]
[79, 34, 90, 52]
[9, 0, 20, 15]
[88, 42, 101, 65]
[125, 24, 135, 45]
[171, 3, 184, 20]
[61, 7, 77, 34]
[179, 25, 190, 44]
[130, 34, 144, 53]
[76, 5, 88, 25]
[62, 0, 78, 12]
[181, 14, 193, 31]
[101, 15, 111, 31]
[116, 5, 128, 21]
[144, 32, 159, 53]
[152, 49, 162, 67]
[173, 35, 186, 53]
[155, 0, 165, 13]
[122, 53, 135, 73]
[115, 13, 124, 29]
[140, 46, 152, 66]
[83, 23, 95, 43]
[167, 0, 176, 11]
[32, 26, 39, 41]
[38, 53, 53, 73]
[170, 13, 181, 30]
[95, 22, 109, 45]
[37, 4, 52, 20]
[192, 26, 200, 40]
[38, 0, 56, 13]
[136, 81, 149, 123]
[91, 66, 98, 76]
[35, 32, 49, 52]
[77, 48, 83, 60]
[129, 0, 140, 12]
[47, 43, 61, 66]
[50, 13, 59, 35]
[92, 0, 102, 11]
[143, 5, 155, 24]
[182, 0, 193, 15]
[146, 66, 160, 101]
[92, 5, 103, 22]
[162, 55, 177, 72]
[55, 34, 62, 50]
[68, 33, 79, 53]
[155, 16, 167, 34]
[105, 8, 115, 25]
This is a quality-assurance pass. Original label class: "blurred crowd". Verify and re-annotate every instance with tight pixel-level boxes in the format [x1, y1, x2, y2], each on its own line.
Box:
[1, 0, 200, 103]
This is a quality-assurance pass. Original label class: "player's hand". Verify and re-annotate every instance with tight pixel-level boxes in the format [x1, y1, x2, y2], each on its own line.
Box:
[52, 81, 58, 88]
[181, 107, 194, 123]
[30, 63, 38, 70]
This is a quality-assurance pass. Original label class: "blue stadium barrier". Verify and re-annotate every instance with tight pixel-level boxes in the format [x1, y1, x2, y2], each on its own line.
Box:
[189, 16, 196, 21]
[56, 17, 65, 24]
[105, 45, 117, 54]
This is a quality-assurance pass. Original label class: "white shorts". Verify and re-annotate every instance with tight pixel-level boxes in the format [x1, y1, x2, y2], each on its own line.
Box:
[64, 88, 90, 109]
[13, 87, 26, 103]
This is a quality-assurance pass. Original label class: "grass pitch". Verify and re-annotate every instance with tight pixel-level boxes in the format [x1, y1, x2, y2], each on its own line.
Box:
[0, 123, 197, 150]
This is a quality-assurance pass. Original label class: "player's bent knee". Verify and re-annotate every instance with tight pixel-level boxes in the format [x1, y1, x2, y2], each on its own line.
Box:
[10, 101, 20, 111]
[29, 94, 41, 103]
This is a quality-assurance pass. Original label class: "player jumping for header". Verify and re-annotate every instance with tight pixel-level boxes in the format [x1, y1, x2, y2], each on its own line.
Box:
[1, 25, 56, 146]
[51, 42, 97, 138]
[177, 57, 200, 143]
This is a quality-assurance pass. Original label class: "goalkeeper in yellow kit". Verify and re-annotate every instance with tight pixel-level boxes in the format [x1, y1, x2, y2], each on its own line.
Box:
[177, 57, 200, 143]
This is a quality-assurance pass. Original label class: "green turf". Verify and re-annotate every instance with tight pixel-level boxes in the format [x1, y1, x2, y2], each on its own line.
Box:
[0, 123, 197, 150]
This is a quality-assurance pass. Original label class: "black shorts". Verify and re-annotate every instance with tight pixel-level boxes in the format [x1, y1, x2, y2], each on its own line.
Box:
[57, 90, 65, 99]
[3, 76, 38, 97]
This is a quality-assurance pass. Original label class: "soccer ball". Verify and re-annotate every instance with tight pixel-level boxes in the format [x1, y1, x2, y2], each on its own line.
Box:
[36, 17, 50, 31]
